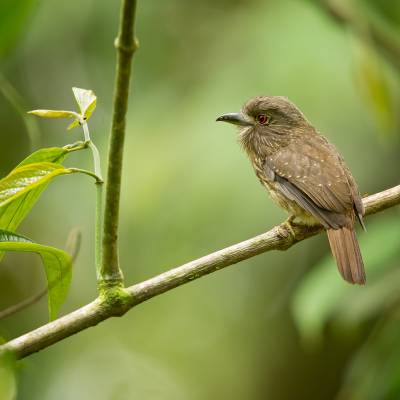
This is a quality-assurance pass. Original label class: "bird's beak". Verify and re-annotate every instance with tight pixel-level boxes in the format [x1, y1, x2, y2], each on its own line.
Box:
[216, 112, 253, 126]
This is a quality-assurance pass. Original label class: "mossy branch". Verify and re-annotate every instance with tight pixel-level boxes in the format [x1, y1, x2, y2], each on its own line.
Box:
[1, 185, 399, 359]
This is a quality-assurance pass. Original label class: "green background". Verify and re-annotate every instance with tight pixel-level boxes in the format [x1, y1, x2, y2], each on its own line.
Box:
[0, 0, 399, 399]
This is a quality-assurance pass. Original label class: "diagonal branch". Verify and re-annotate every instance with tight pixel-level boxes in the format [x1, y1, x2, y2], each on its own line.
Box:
[1, 185, 399, 359]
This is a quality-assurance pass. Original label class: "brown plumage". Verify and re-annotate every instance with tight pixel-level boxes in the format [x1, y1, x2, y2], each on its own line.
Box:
[217, 96, 365, 285]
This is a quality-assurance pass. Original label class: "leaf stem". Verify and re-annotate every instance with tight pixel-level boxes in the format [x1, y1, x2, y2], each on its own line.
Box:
[69, 168, 103, 183]
[81, 120, 91, 142]
[95, 182, 103, 280]
[79, 122, 104, 279]
[88, 141, 103, 181]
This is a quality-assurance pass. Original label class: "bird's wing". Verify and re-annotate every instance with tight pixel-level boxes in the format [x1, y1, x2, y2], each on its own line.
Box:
[265, 134, 362, 228]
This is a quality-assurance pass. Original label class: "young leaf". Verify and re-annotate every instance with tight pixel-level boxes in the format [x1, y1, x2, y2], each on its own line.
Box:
[67, 119, 80, 131]
[27, 109, 80, 119]
[72, 87, 97, 121]
[0, 162, 74, 208]
[28, 88, 97, 130]
[0, 230, 72, 320]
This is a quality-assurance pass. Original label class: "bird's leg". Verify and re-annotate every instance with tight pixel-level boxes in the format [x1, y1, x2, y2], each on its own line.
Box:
[285, 215, 296, 224]
[281, 215, 297, 240]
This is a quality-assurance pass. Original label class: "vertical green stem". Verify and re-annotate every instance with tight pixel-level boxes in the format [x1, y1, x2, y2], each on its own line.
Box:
[101, 0, 139, 289]
[95, 182, 103, 279]
[81, 121, 104, 279]
[88, 141, 103, 180]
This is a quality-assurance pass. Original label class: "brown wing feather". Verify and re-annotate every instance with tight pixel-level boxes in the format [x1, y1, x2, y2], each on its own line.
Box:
[265, 133, 363, 227]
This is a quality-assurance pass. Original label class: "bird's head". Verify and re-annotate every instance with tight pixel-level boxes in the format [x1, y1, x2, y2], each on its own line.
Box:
[216, 96, 310, 152]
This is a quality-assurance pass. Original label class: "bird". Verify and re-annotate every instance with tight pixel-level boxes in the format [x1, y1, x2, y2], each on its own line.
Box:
[216, 96, 366, 285]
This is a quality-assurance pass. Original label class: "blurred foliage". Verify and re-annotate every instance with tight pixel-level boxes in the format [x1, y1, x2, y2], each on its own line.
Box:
[0, 349, 17, 400]
[293, 214, 400, 342]
[0, 0, 35, 59]
[0, 0, 399, 399]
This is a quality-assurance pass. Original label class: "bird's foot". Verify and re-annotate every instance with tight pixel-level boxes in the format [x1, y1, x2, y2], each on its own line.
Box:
[275, 216, 299, 250]
[280, 215, 297, 241]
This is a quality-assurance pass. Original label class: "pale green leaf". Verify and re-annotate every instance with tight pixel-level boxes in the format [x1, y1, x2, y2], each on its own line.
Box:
[67, 119, 80, 131]
[0, 147, 77, 235]
[0, 230, 72, 320]
[0, 162, 73, 208]
[28, 109, 79, 119]
[0, 161, 75, 263]
[72, 87, 97, 120]
[17, 146, 70, 167]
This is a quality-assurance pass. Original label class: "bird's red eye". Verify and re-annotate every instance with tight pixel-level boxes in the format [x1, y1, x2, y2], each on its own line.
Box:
[257, 114, 270, 125]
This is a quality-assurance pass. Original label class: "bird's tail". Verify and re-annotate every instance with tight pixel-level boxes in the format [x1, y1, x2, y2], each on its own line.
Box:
[326, 227, 366, 285]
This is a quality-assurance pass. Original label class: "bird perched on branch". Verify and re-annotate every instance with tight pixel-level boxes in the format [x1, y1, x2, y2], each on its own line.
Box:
[217, 96, 366, 284]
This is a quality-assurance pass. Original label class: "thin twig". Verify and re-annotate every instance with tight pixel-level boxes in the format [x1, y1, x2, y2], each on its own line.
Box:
[1, 185, 399, 359]
[0, 290, 47, 321]
[101, 0, 139, 287]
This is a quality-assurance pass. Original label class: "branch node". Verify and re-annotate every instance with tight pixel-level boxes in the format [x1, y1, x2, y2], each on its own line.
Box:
[114, 37, 139, 54]
[99, 286, 134, 317]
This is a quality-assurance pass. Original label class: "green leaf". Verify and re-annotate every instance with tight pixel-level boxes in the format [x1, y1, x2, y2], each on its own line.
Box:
[0, 147, 77, 234]
[72, 87, 97, 121]
[0, 162, 73, 208]
[0, 230, 72, 320]
[292, 215, 400, 343]
[0, 159, 75, 261]
[0, 350, 16, 400]
[28, 109, 81, 131]
[17, 146, 71, 167]
[27, 109, 80, 119]
[67, 119, 80, 131]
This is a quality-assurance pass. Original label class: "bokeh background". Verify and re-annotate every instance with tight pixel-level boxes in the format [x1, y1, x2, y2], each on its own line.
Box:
[1, 0, 400, 399]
